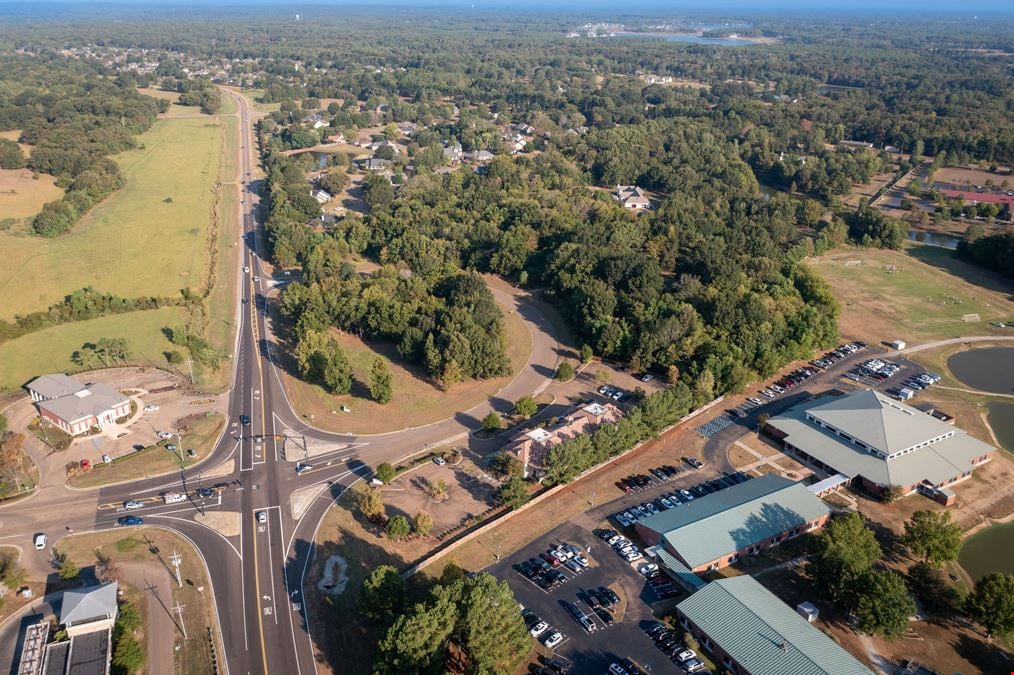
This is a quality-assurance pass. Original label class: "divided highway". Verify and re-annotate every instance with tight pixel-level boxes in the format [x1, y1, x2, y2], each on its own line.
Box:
[0, 88, 563, 675]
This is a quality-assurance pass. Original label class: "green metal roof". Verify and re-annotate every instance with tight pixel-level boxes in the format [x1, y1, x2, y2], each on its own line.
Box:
[677, 576, 873, 675]
[638, 475, 831, 569]
[655, 548, 706, 591]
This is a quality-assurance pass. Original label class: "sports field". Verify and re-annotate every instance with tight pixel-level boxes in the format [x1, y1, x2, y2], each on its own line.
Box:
[0, 307, 186, 391]
[0, 114, 226, 320]
[810, 243, 1014, 345]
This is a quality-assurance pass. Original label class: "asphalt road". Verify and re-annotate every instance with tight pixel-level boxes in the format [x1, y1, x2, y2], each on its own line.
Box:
[0, 88, 565, 675]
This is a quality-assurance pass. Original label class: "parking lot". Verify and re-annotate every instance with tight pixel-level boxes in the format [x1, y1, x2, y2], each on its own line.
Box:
[488, 521, 691, 673]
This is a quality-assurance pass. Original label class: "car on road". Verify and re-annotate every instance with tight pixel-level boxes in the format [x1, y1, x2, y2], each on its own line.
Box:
[196, 488, 216, 498]
[254, 275, 260, 282]
[640, 373, 654, 382]
[117, 516, 143, 527]
[243, 266, 250, 273]
[257, 511, 267, 524]
[123, 500, 144, 510]
[239, 415, 251, 426]
[143, 405, 160, 412]
[33, 533, 47, 550]
[295, 463, 312, 475]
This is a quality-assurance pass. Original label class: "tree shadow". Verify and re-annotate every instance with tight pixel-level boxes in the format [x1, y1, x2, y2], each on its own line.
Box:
[905, 243, 1014, 300]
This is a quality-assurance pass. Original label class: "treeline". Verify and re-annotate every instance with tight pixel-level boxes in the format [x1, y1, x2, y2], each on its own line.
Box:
[543, 382, 694, 485]
[160, 77, 221, 114]
[0, 287, 180, 345]
[0, 52, 163, 237]
[957, 231, 1014, 280]
[357, 566, 530, 674]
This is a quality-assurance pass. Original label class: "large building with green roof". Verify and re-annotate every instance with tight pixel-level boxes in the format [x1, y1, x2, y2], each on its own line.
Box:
[676, 576, 873, 675]
[635, 474, 830, 573]
[765, 389, 993, 503]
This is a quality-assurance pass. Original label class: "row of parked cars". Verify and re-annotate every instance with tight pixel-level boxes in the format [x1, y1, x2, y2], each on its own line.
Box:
[517, 558, 569, 591]
[811, 342, 866, 370]
[610, 472, 751, 528]
[891, 371, 942, 401]
[597, 384, 629, 402]
[601, 531, 644, 562]
[644, 623, 707, 673]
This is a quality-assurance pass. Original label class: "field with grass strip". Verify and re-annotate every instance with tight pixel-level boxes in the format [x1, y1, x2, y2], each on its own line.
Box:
[0, 307, 186, 391]
[0, 113, 226, 320]
[810, 243, 1014, 346]
[0, 168, 64, 226]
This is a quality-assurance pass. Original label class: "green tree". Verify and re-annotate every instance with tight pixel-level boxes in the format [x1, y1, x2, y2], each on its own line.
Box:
[496, 476, 530, 510]
[481, 411, 502, 433]
[579, 344, 594, 363]
[386, 515, 411, 541]
[294, 329, 352, 395]
[359, 565, 406, 621]
[460, 574, 531, 673]
[512, 395, 537, 419]
[0, 139, 25, 169]
[166, 350, 185, 365]
[490, 452, 523, 478]
[0, 414, 7, 434]
[357, 486, 384, 522]
[556, 361, 575, 381]
[58, 555, 79, 582]
[111, 633, 145, 675]
[854, 569, 916, 639]
[808, 512, 881, 608]
[964, 572, 1014, 639]
[414, 511, 434, 535]
[375, 594, 457, 674]
[902, 510, 962, 566]
[375, 462, 396, 484]
[370, 357, 394, 404]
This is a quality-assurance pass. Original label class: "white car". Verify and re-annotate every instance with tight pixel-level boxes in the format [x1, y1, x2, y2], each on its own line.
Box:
[638, 563, 659, 576]
[542, 631, 563, 648]
[123, 500, 144, 510]
[257, 511, 267, 524]
[33, 533, 47, 550]
[677, 649, 698, 663]
[243, 265, 250, 273]
[624, 550, 643, 562]
[157, 431, 173, 439]
[254, 275, 260, 282]
[530, 621, 549, 637]
[295, 463, 312, 475]
[432, 456, 446, 466]
[143, 405, 160, 412]
[605, 534, 623, 546]
[101, 454, 112, 464]
[573, 555, 589, 568]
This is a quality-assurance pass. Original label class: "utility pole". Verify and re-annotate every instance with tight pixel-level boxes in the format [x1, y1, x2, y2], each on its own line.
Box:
[169, 550, 183, 588]
[173, 600, 188, 640]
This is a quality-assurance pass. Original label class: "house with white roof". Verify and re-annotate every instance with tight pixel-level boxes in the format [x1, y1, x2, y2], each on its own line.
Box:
[504, 402, 623, 478]
[614, 185, 652, 210]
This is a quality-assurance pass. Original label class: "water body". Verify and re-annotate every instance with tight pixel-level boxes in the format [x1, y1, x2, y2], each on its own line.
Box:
[947, 347, 1014, 394]
[907, 230, 960, 250]
[986, 401, 1014, 452]
[612, 32, 757, 46]
[960, 521, 1014, 581]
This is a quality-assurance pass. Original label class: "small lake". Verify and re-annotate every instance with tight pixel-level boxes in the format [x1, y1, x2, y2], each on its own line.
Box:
[947, 347, 1014, 394]
[612, 32, 757, 46]
[907, 230, 960, 250]
[960, 521, 1014, 582]
[987, 401, 1014, 452]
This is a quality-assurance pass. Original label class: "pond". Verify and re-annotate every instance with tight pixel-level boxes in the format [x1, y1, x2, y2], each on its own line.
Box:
[960, 521, 1014, 582]
[947, 347, 1014, 394]
[907, 230, 961, 250]
[986, 401, 1014, 452]
[612, 32, 757, 46]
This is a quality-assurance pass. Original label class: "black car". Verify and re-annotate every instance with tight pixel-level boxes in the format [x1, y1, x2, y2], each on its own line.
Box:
[196, 487, 216, 498]
[564, 601, 583, 620]
[240, 415, 251, 426]
[599, 586, 620, 605]
[117, 516, 143, 526]
[594, 607, 614, 625]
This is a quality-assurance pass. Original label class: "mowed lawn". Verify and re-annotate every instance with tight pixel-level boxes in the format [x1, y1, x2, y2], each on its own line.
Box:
[0, 114, 225, 320]
[0, 307, 185, 391]
[809, 243, 1014, 346]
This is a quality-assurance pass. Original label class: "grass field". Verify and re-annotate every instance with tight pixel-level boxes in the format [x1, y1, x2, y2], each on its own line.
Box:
[0, 168, 63, 226]
[0, 307, 186, 391]
[809, 243, 1014, 346]
[57, 527, 224, 675]
[0, 113, 226, 320]
[278, 304, 532, 434]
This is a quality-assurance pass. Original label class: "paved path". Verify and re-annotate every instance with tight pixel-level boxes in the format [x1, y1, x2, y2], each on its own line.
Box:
[893, 334, 1014, 356]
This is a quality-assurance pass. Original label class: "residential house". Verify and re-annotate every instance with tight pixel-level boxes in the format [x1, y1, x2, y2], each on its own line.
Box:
[465, 150, 495, 163]
[361, 158, 393, 173]
[369, 140, 401, 156]
[614, 185, 652, 210]
[26, 375, 130, 436]
[443, 143, 464, 163]
[676, 576, 874, 675]
[765, 389, 994, 504]
[504, 402, 623, 479]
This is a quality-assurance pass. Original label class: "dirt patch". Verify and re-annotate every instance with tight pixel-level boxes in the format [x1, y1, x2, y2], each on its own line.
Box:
[934, 165, 1013, 187]
[193, 510, 242, 538]
[381, 459, 499, 539]
[0, 168, 64, 224]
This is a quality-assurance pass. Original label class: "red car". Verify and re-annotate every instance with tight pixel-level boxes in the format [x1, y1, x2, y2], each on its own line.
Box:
[80, 459, 91, 471]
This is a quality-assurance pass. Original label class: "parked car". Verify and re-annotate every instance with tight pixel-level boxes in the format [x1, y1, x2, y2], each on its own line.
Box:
[684, 457, 704, 469]
[432, 456, 447, 466]
[157, 431, 173, 439]
[143, 405, 160, 412]
[542, 631, 563, 648]
[530, 621, 549, 637]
